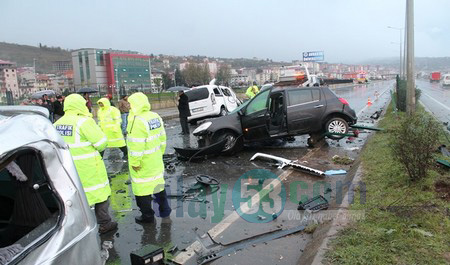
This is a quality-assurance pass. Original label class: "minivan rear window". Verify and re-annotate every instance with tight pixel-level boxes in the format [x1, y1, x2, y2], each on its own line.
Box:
[185, 87, 209, 102]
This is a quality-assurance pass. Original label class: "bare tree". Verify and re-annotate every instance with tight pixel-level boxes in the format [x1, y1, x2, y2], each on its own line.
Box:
[216, 64, 232, 85]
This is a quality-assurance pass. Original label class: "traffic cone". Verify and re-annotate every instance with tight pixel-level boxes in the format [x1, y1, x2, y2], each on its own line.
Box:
[367, 97, 372, 106]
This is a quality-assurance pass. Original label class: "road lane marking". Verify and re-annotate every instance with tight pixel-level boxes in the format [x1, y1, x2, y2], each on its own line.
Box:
[173, 146, 324, 264]
[421, 91, 450, 112]
[173, 168, 294, 264]
[356, 85, 392, 117]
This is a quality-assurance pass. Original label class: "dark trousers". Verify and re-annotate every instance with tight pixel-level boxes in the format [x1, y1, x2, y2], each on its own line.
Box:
[94, 199, 112, 225]
[119, 146, 128, 158]
[135, 190, 171, 218]
[180, 116, 189, 134]
[100, 146, 127, 158]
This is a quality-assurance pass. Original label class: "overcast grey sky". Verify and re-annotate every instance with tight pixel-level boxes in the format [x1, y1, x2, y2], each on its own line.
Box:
[2, 0, 449, 63]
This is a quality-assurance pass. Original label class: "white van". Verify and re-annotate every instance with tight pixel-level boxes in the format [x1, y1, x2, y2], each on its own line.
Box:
[185, 84, 240, 124]
[442, 74, 450, 86]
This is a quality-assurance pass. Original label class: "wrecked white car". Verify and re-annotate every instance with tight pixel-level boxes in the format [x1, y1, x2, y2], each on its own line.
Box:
[0, 106, 105, 265]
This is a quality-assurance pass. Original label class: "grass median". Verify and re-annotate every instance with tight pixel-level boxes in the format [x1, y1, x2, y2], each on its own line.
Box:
[325, 104, 450, 265]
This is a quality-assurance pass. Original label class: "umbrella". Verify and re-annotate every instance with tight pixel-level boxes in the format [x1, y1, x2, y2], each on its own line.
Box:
[167, 86, 190, 92]
[31, 90, 56, 99]
[77, 87, 98, 94]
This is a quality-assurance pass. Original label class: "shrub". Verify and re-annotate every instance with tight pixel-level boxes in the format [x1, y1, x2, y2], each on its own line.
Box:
[390, 112, 440, 182]
[395, 77, 421, 112]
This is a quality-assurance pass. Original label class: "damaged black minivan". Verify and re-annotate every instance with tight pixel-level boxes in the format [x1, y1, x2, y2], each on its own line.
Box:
[192, 82, 357, 154]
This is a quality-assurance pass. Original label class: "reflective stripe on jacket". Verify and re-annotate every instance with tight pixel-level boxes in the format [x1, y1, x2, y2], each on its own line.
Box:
[97, 98, 126, 148]
[54, 94, 111, 205]
[127, 92, 166, 196]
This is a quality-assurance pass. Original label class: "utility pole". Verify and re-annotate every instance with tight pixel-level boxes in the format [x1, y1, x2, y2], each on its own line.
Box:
[148, 56, 152, 93]
[33, 58, 37, 92]
[388, 26, 403, 78]
[405, 0, 415, 115]
[174, 68, 177, 87]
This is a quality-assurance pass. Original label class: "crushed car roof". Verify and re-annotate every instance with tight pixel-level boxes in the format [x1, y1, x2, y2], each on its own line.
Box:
[0, 106, 66, 157]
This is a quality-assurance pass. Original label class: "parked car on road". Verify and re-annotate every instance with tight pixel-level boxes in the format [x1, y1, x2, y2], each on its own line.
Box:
[193, 69, 357, 154]
[442, 74, 450, 86]
[186, 81, 241, 124]
[0, 106, 105, 265]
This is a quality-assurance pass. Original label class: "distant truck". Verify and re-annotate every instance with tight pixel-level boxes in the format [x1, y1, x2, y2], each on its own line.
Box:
[430, 72, 441, 82]
[356, 71, 368, 84]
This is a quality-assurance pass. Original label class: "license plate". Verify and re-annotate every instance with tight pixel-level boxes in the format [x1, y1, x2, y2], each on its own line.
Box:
[192, 107, 203, 113]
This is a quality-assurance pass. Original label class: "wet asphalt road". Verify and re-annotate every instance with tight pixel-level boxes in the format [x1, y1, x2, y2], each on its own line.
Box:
[102, 80, 393, 265]
[416, 79, 450, 125]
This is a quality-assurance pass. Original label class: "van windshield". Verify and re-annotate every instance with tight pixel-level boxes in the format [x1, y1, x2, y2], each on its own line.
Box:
[185, 87, 209, 102]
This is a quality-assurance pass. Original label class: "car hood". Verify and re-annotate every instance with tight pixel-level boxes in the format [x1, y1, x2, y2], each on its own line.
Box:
[206, 112, 242, 134]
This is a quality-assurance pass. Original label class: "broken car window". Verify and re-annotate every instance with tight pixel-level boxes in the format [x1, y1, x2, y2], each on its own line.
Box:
[0, 150, 60, 262]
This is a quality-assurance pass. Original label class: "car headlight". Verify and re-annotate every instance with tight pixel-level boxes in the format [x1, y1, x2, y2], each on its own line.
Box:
[193, 121, 212, 135]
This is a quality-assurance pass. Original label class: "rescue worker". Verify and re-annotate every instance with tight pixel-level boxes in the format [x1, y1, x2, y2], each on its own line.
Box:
[126, 92, 171, 223]
[97, 98, 127, 160]
[246, 82, 259, 99]
[54, 94, 117, 234]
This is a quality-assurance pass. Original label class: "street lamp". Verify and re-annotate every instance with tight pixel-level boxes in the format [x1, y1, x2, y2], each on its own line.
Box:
[387, 26, 403, 78]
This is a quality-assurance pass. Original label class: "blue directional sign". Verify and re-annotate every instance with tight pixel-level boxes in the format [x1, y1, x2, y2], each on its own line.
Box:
[303, 51, 324, 62]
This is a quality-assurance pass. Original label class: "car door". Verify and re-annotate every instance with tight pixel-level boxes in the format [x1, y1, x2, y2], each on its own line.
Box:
[286, 88, 325, 134]
[240, 89, 271, 141]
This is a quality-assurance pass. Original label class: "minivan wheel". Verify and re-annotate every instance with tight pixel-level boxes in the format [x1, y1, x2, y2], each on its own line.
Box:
[219, 106, 227, 116]
[325, 117, 349, 140]
[213, 131, 243, 155]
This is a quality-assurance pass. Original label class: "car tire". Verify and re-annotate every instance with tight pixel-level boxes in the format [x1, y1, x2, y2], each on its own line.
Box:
[213, 130, 243, 155]
[325, 117, 349, 140]
[219, 106, 227, 116]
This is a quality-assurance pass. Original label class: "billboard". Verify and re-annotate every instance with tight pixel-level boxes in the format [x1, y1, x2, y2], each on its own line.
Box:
[303, 51, 324, 62]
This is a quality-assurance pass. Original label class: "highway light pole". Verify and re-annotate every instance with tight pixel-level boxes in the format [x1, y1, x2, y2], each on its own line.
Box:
[387, 26, 403, 78]
[405, 0, 415, 115]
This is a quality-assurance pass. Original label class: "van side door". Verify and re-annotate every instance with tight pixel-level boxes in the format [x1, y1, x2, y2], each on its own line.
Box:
[212, 86, 223, 112]
[286, 88, 325, 134]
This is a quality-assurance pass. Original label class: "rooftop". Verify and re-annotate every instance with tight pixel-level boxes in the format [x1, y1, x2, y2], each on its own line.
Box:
[0, 59, 15, 65]
[72, 48, 140, 55]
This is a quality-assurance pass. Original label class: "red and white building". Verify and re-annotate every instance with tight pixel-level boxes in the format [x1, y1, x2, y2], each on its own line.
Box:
[72, 49, 152, 96]
[0, 60, 20, 98]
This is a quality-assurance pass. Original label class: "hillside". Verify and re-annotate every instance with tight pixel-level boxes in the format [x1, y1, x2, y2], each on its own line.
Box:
[361, 56, 450, 71]
[0, 42, 71, 73]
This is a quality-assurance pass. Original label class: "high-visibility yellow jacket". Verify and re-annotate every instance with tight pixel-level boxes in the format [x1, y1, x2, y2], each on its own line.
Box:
[97, 98, 126, 148]
[246, 85, 259, 99]
[54, 94, 111, 206]
[126, 92, 167, 196]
